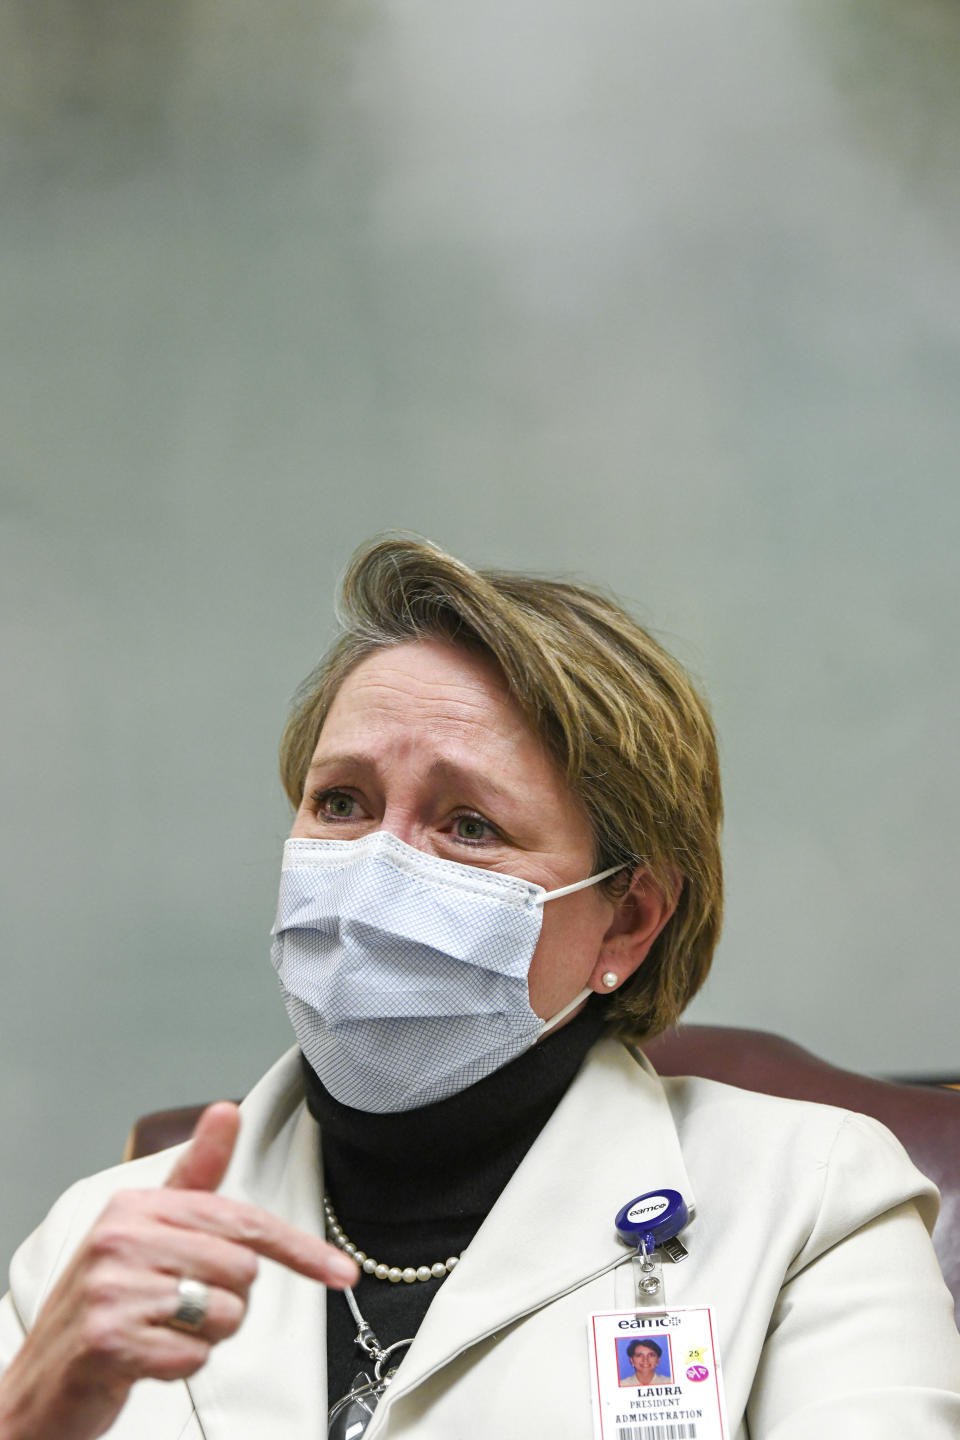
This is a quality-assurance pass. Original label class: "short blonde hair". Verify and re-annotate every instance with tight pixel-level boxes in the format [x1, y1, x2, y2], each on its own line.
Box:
[279, 537, 723, 1039]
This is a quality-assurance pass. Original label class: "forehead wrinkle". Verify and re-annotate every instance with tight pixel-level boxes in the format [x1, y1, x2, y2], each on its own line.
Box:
[322, 674, 531, 765]
[318, 706, 521, 764]
[338, 668, 512, 725]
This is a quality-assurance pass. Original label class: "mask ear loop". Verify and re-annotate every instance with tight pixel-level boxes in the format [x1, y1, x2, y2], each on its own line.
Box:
[538, 861, 626, 903]
[534, 862, 628, 1038]
[539, 986, 594, 1037]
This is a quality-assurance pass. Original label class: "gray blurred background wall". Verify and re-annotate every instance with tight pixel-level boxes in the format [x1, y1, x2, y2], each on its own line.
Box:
[2, 0, 958, 1265]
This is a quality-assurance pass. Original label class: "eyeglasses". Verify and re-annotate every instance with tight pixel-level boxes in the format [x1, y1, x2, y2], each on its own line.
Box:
[328, 1295, 413, 1440]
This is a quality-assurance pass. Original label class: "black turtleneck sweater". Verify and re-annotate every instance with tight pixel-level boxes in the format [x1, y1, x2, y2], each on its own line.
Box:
[301, 998, 608, 1406]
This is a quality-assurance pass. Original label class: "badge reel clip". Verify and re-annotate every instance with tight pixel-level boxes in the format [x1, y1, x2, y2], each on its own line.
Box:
[614, 1188, 689, 1311]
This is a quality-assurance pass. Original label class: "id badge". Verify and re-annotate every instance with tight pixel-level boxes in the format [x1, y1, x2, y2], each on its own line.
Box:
[587, 1307, 728, 1440]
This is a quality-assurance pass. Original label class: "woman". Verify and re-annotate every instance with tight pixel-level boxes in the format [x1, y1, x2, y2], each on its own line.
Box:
[622, 1337, 667, 1386]
[1, 537, 959, 1439]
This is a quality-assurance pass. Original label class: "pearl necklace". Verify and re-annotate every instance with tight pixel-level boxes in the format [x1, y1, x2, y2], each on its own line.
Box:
[323, 1196, 462, 1284]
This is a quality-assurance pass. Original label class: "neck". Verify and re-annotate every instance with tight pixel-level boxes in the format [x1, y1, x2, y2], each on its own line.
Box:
[301, 996, 607, 1225]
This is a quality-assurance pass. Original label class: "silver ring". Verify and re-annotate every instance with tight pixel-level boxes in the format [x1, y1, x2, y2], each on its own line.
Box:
[169, 1277, 210, 1333]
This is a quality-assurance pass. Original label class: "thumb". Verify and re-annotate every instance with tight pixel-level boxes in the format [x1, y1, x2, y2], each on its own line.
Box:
[164, 1101, 241, 1192]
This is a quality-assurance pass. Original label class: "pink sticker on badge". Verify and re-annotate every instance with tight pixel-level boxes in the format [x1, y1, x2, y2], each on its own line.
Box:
[687, 1364, 710, 1382]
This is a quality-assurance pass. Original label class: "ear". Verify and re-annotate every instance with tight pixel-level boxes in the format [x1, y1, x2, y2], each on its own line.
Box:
[588, 868, 681, 995]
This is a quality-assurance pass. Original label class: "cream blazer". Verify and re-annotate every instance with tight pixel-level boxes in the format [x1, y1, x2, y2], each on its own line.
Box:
[4, 1040, 960, 1439]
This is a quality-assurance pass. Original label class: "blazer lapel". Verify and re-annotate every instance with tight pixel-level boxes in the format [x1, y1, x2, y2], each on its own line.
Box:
[183, 1051, 329, 1440]
[371, 1038, 695, 1423]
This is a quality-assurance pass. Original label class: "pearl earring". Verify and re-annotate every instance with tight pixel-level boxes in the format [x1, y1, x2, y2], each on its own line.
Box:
[601, 971, 618, 989]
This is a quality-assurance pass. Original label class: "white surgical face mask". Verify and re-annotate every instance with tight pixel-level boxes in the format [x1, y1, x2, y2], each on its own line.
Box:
[270, 830, 622, 1113]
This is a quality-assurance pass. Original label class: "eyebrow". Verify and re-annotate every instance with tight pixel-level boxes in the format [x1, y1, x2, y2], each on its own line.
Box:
[306, 752, 372, 777]
[306, 752, 514, 805]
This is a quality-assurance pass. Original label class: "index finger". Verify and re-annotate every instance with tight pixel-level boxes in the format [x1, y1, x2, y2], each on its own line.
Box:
[155, 1189, 359, 1288]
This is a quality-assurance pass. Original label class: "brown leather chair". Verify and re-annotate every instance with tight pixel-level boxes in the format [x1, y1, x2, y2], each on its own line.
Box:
[644, 1024, 960, 1326]
[126, 1023, 960, 1324]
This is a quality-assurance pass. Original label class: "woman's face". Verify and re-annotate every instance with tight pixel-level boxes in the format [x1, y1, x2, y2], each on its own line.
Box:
[630, 1345, 660, 1383]
[290, 638, 648, 1019]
